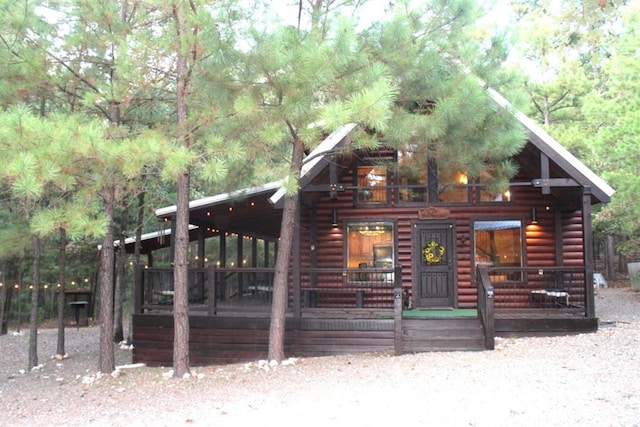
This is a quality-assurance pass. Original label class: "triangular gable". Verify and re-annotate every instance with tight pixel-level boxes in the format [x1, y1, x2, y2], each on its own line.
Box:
[267, 92, 613, 205]
[486, 88, 614, 203]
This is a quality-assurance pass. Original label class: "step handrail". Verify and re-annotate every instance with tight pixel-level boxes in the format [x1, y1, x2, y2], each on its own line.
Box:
[477, 265, 495, 350]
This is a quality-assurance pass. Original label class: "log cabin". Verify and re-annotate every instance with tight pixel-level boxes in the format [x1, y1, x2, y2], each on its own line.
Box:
[127, 89, 614, 366]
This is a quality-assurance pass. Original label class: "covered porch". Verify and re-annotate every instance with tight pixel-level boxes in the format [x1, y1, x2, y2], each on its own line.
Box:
[131, 263, 596, 366]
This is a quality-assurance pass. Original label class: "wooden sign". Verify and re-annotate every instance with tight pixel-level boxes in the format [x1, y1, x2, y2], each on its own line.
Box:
[418, 207, 450, 220]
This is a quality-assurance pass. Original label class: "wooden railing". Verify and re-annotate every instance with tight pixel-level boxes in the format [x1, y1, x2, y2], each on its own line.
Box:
[298, 265, 400, 310]
[134, 265, 401, 313]
[133, 265, 215, 314]
[476, 265, 495, 350]
[483, 266, 587, 312]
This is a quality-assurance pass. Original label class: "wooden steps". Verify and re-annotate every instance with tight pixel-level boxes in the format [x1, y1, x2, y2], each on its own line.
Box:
[399, 317, 486, 353]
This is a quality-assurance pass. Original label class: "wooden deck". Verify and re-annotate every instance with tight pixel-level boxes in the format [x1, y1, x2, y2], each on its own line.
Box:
[495, 308, 598, 336]
[132, 307, 596, 366]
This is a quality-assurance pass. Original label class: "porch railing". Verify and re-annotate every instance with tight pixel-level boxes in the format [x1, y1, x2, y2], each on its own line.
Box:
[134, 265, 400, 313]
[133, 266, 214, 314]
[476, 265, 495, 350]
[483, 266, 587, 312]
[298, 266, 399, 310]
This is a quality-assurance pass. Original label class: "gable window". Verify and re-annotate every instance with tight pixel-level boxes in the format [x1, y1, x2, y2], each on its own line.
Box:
[347, 221, 394, 282]
[397, 148, 469, 204]
[478, 169, 512, 202]
[356, 165, 388, 205]
[474, 220, 523, 281]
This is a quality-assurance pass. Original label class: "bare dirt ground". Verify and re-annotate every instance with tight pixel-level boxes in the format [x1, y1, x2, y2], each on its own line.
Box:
[1, 282, 639, 427]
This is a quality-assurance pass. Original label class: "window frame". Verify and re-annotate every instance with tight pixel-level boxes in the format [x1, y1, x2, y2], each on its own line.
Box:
[395, 149, 470, 205]
[345, 219, 396, 283]
[472, 218, 525, 282]
[354, 163, 390, 207]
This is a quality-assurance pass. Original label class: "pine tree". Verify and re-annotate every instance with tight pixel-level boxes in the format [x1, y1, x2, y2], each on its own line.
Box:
[225, 0, 525, 362]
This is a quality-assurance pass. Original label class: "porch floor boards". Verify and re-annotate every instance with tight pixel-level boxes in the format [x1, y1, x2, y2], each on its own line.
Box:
[495, 308, 587, 320]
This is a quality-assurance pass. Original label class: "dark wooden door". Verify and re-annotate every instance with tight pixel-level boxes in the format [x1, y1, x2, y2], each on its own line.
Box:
[412, 221, 456, 308]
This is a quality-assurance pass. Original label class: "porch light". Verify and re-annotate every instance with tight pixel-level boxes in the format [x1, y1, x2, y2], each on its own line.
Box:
[331, 209, 338, 227]
[531, 207, 538, 224]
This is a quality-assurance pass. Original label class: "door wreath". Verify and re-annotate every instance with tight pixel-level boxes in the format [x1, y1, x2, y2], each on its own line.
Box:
[423, 240, 445, 264]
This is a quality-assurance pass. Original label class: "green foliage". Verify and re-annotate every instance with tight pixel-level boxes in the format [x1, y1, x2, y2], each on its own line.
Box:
[584, 3, 640, 256]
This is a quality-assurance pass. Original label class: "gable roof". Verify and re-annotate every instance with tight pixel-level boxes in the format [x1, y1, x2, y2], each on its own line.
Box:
[486, 88, 614, 203]
[267, 107, 614, 206]
[154, 90, 613, 222]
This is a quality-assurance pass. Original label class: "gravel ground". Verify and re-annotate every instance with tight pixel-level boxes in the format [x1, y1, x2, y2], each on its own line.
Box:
[0, 283, 638, 427]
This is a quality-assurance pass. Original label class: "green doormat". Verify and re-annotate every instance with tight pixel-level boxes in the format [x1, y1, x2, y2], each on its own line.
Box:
[403, 309, 477, 318]
[380, 309, 477, 318]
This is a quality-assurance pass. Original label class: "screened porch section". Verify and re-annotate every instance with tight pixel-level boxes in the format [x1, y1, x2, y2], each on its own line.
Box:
[133, 265, 400, 314]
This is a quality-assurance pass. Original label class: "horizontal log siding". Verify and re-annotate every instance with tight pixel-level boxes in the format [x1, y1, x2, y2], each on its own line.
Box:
[304, 171, 586, 310]
[562, 211, 586, 307]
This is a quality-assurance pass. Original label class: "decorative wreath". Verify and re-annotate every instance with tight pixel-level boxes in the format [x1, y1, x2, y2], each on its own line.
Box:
[423, 240, 445, 264]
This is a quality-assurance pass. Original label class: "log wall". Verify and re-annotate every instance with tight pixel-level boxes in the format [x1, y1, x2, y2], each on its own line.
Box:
[302, 166, 586, 310]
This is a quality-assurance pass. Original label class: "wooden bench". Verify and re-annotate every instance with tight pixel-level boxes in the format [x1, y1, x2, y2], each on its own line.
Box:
[530, 289, 569, 308]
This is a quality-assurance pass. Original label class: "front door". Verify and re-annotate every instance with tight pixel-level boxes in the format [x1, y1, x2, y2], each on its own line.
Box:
[412, 221, 456, 308]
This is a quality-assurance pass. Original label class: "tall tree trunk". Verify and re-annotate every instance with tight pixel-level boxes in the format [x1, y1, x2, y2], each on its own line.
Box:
[605, 234, 616, 280]
[28, 235, 41, 370]
[16, 264, 23, 333]
[172, 0, 191, 378]
[0, 260, 7, 335]
[173, 171, 190, 377]
[98, 184, 116, 374]
[268, 135, 305, 363]
[113, 211, 128, 343]
[56, 228, 67, 357]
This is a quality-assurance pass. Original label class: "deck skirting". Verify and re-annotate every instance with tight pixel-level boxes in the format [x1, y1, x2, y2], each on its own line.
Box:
[132, 310, 598, 367]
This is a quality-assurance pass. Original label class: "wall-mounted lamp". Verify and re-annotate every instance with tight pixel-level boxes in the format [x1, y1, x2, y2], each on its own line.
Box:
[331, 209, 339, 227]
[531, 207, 538, 224]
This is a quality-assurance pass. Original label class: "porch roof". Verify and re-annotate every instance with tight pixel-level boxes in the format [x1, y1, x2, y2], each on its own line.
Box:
[155, 181, 283, 240]
[152, 124, 358, 240]
[113, 224, 199, 254]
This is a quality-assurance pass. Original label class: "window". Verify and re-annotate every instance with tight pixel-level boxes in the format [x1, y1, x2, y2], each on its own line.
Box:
[474, 220, 523, 281]
[398, 149, 428, 202]
[356, 165, 388, 205]
[347, 222, 394, 282]
[397, 148, 469, 203]
[478, 169, 512, 202]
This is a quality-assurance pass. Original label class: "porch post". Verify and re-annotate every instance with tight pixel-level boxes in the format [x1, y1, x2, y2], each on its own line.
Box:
[197, 228, 205, 268]
[582, 187, 595, 318]
[219, 232, 226, 268]
[310, 203, 317, 288]
[237, 234, 244, 296]
[169, 217, 176, 265]
[393, 265, 403, 355]
[206, 263, 216, 315]
[133, 264, 143, 314]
